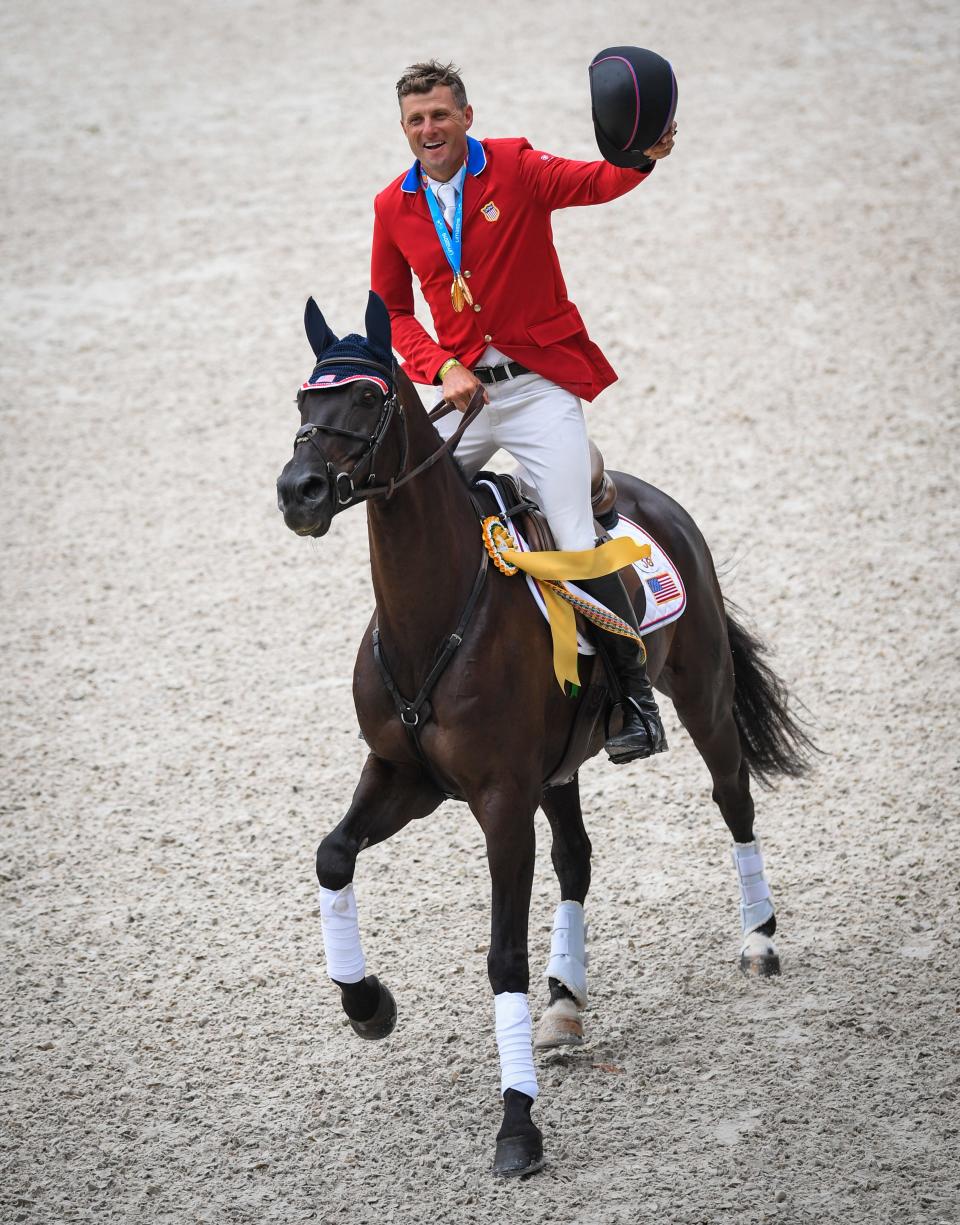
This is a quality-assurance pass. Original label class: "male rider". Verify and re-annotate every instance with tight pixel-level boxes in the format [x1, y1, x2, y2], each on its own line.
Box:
[371, 60, 676, 763]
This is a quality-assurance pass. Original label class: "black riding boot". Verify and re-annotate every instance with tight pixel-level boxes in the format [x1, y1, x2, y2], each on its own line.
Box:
[578, 571, 668, 763]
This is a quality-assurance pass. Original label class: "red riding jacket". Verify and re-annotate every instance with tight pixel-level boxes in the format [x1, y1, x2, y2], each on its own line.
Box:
[371, 136, 652, 403]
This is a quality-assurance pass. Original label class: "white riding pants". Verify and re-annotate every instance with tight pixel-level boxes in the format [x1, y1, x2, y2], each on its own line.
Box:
[433, 369, 596, 551]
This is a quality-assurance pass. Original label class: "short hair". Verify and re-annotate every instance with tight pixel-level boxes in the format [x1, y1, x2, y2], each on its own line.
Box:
[396, 60, 468, 112]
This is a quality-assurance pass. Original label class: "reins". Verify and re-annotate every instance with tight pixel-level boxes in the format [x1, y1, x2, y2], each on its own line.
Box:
[295, 364, 486, 510]
[291, 363, 490, 798]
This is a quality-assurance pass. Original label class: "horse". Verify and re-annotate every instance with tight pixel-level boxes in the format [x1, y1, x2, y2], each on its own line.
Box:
[275, 292, 814, 1178]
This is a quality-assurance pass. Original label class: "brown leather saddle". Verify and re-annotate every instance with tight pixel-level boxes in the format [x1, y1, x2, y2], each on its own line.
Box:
[473, 440, 643, 788]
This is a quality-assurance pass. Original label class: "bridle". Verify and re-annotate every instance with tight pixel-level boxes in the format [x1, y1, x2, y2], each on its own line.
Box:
[293, 356, 485, 511]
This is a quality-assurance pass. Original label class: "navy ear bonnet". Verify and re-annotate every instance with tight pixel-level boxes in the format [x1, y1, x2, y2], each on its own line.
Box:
[301, 292, 395, 396]
[589, 46, 677, 169]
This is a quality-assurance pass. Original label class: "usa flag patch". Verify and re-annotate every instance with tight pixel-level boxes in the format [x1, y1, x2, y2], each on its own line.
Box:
[646, 572, 681, 605]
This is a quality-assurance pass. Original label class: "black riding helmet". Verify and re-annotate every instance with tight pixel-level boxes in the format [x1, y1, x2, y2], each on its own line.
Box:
[589, 46, 677, 168]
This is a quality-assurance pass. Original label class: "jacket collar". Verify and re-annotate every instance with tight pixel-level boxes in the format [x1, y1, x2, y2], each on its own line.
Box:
[400, 135, 487, 193]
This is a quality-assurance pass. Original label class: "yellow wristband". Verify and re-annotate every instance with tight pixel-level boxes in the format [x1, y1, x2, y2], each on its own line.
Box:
[437, 358, 461, 380]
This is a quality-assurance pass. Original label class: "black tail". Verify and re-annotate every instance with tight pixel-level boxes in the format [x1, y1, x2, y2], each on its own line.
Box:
[725, 603, 819, 788]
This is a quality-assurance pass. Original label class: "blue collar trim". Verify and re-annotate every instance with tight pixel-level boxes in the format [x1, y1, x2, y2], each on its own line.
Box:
[400, 135, 487, 193]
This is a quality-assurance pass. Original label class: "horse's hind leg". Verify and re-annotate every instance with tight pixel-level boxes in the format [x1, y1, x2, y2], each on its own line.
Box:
[670, 671, 781, 977]
[534, 776, 591, 1050]
[315, 753, 443, 1036]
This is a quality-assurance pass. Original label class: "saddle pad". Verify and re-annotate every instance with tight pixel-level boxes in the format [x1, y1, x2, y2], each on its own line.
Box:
[477, 480, 686, 654]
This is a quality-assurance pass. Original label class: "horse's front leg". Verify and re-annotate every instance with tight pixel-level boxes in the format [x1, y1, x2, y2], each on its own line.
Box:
[316, 753, 443, 1036]
[535, 776, 591, 1050]
[474, 786, 544, 1179]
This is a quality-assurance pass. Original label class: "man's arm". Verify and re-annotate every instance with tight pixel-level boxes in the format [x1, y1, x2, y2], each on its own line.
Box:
[516, 125, 675, 211]
[371, 199, 452, 382]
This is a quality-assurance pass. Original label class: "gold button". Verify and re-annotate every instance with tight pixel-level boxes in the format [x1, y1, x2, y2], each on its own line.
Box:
[473, 304, 481, 312]
[483, 334, 492, 342]
[463, 270, 471, 278]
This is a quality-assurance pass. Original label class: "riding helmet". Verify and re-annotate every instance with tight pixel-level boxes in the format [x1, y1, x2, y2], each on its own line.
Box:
[589, 46, 677, 168]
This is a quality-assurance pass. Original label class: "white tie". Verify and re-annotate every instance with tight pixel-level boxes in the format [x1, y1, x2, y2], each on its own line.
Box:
[437, 181, 458, 229]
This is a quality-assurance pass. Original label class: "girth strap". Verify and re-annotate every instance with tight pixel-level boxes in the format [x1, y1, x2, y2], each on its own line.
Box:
[372, 548, 489, 796]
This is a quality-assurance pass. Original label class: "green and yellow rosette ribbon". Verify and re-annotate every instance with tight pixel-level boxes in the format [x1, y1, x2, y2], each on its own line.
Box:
[481, 515, 651, 696]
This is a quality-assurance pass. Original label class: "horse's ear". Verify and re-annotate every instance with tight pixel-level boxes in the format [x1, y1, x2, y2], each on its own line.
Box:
[304, 297, 338, 358]
[364, 291, 392, 358]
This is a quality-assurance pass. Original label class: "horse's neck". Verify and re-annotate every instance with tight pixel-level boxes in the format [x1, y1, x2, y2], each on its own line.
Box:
[366, 393, 482, 685]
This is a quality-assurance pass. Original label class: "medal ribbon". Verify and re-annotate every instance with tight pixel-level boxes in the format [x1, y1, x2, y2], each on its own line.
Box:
[421, 170, 464, 278]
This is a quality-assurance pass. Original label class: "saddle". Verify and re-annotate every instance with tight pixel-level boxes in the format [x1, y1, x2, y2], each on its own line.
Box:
[473, 440, 641, 788]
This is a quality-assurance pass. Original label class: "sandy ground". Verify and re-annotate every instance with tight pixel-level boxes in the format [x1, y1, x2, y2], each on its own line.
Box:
[2, 0, 959, 1221]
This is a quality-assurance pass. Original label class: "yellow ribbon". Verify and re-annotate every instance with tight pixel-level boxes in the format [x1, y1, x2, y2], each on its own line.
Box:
[491, 533, 651, 693]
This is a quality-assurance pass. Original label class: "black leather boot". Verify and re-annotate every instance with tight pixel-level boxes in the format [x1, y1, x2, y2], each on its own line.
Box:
[577, 571, 668, 763]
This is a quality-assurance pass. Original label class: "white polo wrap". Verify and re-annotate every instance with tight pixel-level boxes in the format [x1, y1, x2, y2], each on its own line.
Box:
[544, 899, 588, 1007]
[494, 992, 538, 1100]
[731, 839, 774, 935]
[318, 883, 366, 983]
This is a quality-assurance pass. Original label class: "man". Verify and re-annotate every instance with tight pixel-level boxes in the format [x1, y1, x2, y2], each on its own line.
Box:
[371, 60, 676, 762]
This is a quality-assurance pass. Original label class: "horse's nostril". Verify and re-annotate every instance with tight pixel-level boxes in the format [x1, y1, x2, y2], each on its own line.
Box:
[298, 474, 328, 504]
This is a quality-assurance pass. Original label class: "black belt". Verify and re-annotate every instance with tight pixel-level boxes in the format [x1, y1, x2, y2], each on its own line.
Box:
[473, 361, 529, 385]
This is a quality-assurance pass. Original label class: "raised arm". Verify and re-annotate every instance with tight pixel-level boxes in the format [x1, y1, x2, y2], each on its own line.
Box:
[516, 124, 675, 211]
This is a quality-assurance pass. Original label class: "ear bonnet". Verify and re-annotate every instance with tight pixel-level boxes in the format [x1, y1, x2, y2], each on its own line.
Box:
[301, 292, 395, 395]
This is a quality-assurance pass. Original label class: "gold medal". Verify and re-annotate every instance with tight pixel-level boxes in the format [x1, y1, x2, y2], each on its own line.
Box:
[450, 273, 473, 313]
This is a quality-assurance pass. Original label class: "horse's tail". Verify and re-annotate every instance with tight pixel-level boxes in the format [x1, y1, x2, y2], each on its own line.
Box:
[725, 602, 819, 788]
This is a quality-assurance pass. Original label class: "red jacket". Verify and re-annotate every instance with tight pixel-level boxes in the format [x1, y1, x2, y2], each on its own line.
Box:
[371, 136, 652, 403]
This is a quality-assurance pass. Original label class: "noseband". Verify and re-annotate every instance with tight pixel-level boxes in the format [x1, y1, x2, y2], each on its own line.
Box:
[292, 359, 485, 512]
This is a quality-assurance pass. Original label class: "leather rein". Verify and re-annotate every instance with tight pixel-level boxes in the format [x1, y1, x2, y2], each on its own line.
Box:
[292, 356, 489, 800]
[294, 356, 485, 510]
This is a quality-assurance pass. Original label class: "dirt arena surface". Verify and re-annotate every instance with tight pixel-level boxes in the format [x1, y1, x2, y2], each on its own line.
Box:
[2, 1, 958, 1221]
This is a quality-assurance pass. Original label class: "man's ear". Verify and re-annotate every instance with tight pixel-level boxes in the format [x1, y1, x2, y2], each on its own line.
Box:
[463, 104, 474, 131]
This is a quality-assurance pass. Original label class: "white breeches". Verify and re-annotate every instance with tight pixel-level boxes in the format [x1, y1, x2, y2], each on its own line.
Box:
[434, 369, 596, 551]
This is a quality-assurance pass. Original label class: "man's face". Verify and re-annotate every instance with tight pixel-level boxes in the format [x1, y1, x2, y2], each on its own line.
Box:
[399, 84, 473, 182]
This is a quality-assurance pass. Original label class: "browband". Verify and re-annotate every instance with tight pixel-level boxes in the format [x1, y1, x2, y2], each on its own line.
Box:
[311, 355, 396, 383]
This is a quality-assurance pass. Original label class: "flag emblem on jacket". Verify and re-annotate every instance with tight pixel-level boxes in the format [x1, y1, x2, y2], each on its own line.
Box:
[646, 572, 680, 605]
[481, 200, 500, 222]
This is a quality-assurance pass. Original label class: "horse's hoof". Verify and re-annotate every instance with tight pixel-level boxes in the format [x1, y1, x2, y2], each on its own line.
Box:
[739, 931, 781, 978]
[348, 976, 397, 1039]
[534, 997, 585, 1050]
[492, 1134, 545, 1179]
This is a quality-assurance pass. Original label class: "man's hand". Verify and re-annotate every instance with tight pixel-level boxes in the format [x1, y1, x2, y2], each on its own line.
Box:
[644, 120, 677, 160]
[441, 362, 489, 412]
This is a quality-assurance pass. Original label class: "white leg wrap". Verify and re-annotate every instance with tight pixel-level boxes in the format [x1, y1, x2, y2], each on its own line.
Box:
[495, 992, 538, 1100]
[318, 883, 366, 984]
[731, 839, 775, 935]
[544, 900, 588, 1007]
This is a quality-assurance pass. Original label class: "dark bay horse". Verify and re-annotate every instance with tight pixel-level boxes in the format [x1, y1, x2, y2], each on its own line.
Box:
[276, 293, 813, 1178]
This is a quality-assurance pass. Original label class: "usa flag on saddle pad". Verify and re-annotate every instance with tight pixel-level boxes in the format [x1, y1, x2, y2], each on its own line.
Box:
[647, 571, 680, 605]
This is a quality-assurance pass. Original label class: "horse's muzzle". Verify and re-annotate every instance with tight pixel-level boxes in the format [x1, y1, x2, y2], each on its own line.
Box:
[276, 465, 334, 537]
